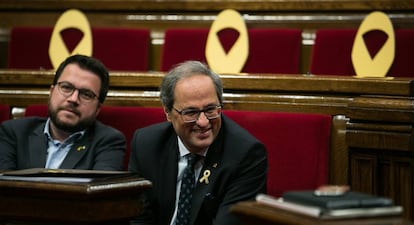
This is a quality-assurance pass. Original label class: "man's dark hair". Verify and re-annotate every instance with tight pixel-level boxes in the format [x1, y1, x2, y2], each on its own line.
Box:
[53, 54, 109, 103]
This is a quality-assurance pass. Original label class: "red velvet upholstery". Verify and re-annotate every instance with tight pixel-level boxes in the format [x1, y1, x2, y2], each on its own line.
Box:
[8, 27, 53, 70]
[161, 29, 208, 72]
[0, 104, 10, 124]
[24, 104, 49, 117]
[96, 106, 166, 168]
[8, 27, 150, 71]
[161, 28, 302, 74]
[224, 110, 331, 197]
[389, 29, 414, 77]
[310, 28, 414, 77]
[24, 105, 332, 195]
[309, 29, 357, 76]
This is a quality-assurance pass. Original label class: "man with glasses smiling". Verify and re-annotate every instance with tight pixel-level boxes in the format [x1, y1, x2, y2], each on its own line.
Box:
[129, 61, 268, 225]
[0, 54, 126, 171]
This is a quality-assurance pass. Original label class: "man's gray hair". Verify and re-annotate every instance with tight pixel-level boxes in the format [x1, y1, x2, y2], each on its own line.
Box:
[159, 61, 224, 111]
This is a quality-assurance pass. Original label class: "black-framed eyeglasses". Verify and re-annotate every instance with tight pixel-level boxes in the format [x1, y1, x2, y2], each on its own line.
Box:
[173, 105, 222, 123]
[55, 81, 98, 102]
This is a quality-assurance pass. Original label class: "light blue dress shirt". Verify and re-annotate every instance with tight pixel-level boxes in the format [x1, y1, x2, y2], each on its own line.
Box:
[43, 119, 85, 169]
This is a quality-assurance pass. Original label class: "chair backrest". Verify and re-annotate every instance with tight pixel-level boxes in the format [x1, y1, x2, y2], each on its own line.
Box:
[24, 104, 166, 169]
[24, 104, 332, 193]
[224, 110, 332, 197]
[309, 29, 357, 76]
[24, 104, 49, 117]
[8, 27, 150, 71]
[96, 106, 166, 168]
[0, 104, 10, 124]
[310, 28, 414, 77]
[161, 28, 302, 74]
[389, 29, 414, 77]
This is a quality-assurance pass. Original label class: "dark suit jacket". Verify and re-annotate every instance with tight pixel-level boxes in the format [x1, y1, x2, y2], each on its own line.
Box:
[0, 117, 126, 171]
[129, 115, 268, 225]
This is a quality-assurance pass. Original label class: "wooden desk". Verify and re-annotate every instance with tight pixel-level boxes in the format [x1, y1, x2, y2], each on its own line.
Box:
[0, 174, 152, 224]
[230, 201, 414, 225]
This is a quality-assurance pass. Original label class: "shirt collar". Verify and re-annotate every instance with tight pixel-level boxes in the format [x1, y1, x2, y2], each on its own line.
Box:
[44, 118, 86, 143]
[177, 136, 208, 159]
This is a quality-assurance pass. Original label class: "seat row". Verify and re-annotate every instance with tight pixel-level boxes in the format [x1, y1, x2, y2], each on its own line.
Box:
[7, 26, 414, 77]
[1, 104, 332, 197]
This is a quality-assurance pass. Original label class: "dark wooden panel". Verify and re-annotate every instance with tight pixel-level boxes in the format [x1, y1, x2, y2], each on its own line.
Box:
[350, 153, 377, 194]
[0, 175, 152, 224]
[386, 158, 414, 220]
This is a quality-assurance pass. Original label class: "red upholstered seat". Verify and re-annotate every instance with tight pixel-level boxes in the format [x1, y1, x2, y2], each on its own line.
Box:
[161, 28, 302, 74]
[96, 106, 166, 168]
[8, 27, 53, 70]
[224, 110, 331, 197]
[310, 28, 414, 77]
[161, 29, 208, 72]
[24, 105, 166, 169]
[24, 104, 332, 193]
[0, 104, 10, 124]
[309, 29, 357, 76]
[389, 29, 414, 77]
[24, 104, 49, 117]
[8, 27, 150, 71]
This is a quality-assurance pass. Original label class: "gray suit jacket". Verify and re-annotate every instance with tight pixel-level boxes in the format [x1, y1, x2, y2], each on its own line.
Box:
[0, 117, 126, 171]
[129, 115, 267, 225]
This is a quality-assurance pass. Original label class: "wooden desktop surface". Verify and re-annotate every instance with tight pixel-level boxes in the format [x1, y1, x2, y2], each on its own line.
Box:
[230, 201, 414, 225]
[0, 174, 152, 224]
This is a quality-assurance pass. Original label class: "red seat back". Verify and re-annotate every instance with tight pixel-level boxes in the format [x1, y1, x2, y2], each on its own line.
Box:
[96, 106, 166, 168]
[310, 29, 357, 76]
[310, 28, 414, 77]
[0, 104, 10, 124]
[24, 105, 332, 192]
[8, 27, 150, 71]
[24, 104, 49, 117]
[224, 110, 332, 197]
[161, 28, 302, 74]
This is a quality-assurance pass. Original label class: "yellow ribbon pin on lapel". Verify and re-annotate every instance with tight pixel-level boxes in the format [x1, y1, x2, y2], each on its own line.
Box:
[77, 145, 86, 151]
[199, 169, 211, 184]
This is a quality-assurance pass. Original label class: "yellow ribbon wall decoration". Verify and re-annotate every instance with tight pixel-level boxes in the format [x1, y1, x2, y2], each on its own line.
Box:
[352, 11, 395, 78]
[205, 9, 249, 74]
[49, 9, 92, 69]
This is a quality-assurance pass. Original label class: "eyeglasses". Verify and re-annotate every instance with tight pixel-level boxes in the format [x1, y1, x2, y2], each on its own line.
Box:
[173, 105, 222, 123]
[55, 81, 98, 102]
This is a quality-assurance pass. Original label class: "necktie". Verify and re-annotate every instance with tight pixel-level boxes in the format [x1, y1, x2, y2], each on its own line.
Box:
[176, 154, 199, 225]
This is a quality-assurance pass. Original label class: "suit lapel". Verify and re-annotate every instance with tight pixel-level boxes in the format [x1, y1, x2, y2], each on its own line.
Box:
[159, 134, 180, 221]
[28, 123, 48, 168]
[59, 133, 90, 169]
